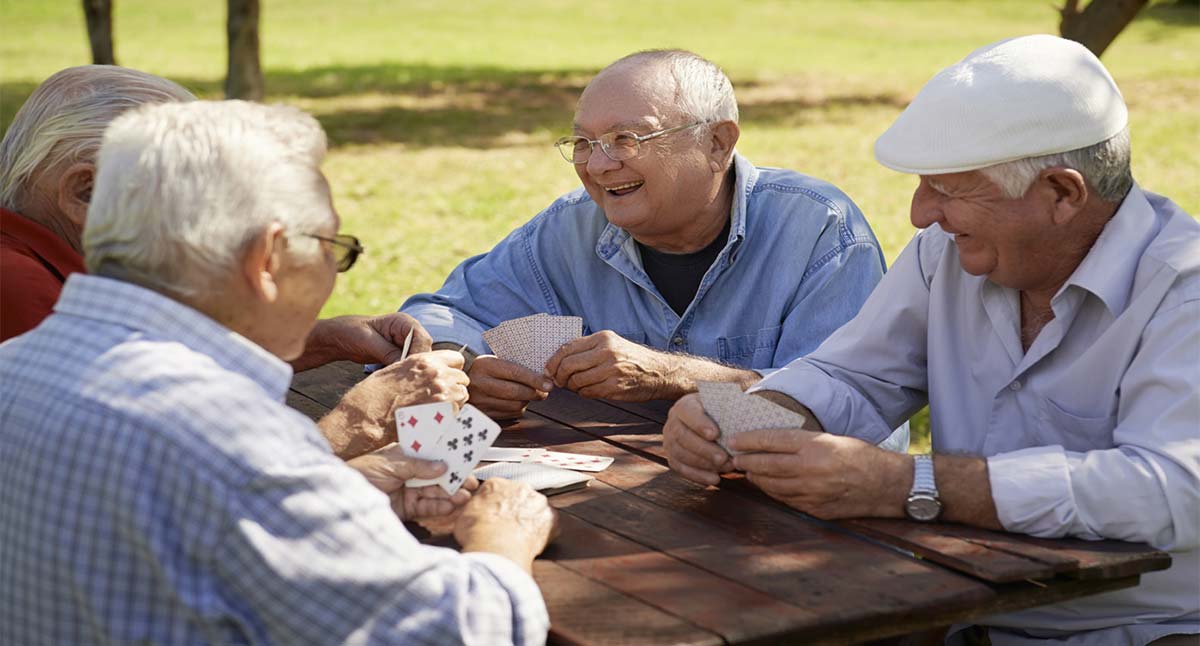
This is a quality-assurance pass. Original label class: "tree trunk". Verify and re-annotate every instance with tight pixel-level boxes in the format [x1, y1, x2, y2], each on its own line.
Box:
[1059, 0, 1149, 57]
[81, 0, 116, 65]
[225, 0, 264, 100]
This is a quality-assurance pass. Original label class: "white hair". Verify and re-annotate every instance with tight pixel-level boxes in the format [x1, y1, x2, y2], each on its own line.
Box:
[980, 127, 1133, 202]
[84, 101, 332, 298]
[0, 65, 195, 211]
[601, 49, 739, 136]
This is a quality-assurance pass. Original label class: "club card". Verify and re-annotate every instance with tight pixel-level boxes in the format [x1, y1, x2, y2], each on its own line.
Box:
[474, 461, 593, 496]
[396, 403, 502, 494]
[482, 447, 549, 462]
[526, 450, 614, 472]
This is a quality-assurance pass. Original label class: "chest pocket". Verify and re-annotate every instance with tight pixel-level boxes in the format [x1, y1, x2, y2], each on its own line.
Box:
[1037, 396, 1117, 452]
[717, 326, 781, 369]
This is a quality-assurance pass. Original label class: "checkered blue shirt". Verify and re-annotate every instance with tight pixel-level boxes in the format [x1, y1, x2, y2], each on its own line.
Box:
[0, 274, 548, 645]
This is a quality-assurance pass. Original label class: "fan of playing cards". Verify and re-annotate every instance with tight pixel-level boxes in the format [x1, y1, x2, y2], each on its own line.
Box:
[396, 402, 502, 494]
[697, 381, 808, 456]
[482, 313, 582, 373]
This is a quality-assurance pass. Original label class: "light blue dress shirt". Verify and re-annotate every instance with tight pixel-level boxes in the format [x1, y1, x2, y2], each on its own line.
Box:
[754, 186, 1199, 644]
[0, 275, 548, 645]
[402, 153, 887, 372]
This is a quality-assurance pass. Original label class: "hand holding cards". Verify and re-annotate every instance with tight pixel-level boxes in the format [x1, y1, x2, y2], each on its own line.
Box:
[483, 313, 582, 373]
[395, 402, 501, 494]
[697, 381, 808, 456]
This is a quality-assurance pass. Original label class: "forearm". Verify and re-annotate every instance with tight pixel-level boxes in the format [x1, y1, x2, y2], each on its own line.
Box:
[291, 318, 344, 372]
[317, 407, 391, 460]
[658, 355, 761, 400]
[934, 454, 1002, 529]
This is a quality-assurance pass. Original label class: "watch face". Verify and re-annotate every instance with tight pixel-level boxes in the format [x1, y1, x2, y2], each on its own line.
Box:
[906, 495, 942, 522]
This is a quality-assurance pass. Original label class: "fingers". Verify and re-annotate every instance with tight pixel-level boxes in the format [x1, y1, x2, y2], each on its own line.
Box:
[664, 395, 731, 484]
[473, 356, 552, 392]
[670, 395, 720, 441]
[544, 334, 600, 377]
[726, 427, 820, 454]
[408, 324, 434, 355]
[549, 346, 606, 389]
[733, 452, 807, 478]
[669, 458, 722, 486]
[420, 349, 466, 371]
[405, 457, 448, 481]
[467, 388, 530, 420]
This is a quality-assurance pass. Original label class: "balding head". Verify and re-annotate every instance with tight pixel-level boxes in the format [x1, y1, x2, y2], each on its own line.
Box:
[0, 65, 194, 249]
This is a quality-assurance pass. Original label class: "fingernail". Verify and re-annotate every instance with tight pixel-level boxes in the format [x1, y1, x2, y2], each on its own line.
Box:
[542, 381, 553, 391]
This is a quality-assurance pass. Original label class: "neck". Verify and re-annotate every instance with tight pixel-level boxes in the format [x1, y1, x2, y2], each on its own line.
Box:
[18, 201, 83, 254]
[638, 167, 735, 253]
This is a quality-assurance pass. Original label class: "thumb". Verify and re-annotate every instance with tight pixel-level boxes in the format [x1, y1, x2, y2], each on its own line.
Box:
[403, 457, 448, 480]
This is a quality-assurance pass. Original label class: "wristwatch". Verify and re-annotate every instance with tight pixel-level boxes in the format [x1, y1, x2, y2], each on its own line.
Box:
[905, 454, 942, 522]
[432, 341, 478, 372]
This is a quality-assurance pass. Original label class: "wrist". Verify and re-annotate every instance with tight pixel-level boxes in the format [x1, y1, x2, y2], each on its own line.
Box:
[879, 451, 915, 518]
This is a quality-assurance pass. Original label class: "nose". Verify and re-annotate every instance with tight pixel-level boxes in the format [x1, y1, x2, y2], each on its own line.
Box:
[584, 146, 621, 177]
[909, 178, 944, 229]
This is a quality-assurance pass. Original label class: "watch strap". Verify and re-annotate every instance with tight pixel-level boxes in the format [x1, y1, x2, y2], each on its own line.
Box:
[911, 454, 937, 495]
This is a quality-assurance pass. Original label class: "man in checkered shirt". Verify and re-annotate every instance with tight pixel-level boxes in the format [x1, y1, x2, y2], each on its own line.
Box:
[0, 100, 556, 645]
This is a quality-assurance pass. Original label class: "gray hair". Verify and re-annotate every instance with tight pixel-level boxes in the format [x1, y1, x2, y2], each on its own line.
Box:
[980, 127, 1133, 202]
[85, 101, 332, 298]
[0, 65, 195, 211]
[601, 49, 739, 135]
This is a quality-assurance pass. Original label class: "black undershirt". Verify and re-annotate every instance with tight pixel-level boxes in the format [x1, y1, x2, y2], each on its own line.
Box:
[636, 217, 731, 316]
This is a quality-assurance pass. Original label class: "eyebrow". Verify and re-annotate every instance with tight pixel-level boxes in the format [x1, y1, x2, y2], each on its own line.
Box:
[926, 178, 953, 196]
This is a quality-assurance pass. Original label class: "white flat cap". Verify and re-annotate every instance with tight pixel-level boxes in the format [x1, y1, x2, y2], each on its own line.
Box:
[874, 34, 1128, 175]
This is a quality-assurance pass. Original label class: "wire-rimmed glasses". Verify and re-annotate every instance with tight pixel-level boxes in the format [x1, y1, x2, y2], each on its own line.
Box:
[554, 122, 706, 164]
[301, 233, 363, 272]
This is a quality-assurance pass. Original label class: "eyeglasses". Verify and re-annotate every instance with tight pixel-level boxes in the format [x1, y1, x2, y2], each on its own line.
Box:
[301, 233, 363, 272]
[555, 122, 706, 164]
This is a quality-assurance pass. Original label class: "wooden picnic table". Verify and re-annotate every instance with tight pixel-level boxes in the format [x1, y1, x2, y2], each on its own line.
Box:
[289, 361, 1171, 645]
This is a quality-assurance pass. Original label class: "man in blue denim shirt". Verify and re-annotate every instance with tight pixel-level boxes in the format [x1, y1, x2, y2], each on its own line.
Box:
[403, 50, 889, 422]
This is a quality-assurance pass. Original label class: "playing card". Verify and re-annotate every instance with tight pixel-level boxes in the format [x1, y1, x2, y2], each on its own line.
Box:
[697, 381, 808, 456]
[474, 461, 593, 495]
[399, 328, 414, 361]
[526, 450, 614, 472]
[482, 447, 549, 462]
[483, 314, 582, 373]
[427, 404, 502, 495]
[395, 402, 457, 487]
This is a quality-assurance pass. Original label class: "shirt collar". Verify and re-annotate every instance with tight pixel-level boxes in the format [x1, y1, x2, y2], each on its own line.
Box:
[53, 274, 294, 399]
[0, 208, 87, 280]
[596, 151, 755, 258]
[1058, 184, 1157, 317]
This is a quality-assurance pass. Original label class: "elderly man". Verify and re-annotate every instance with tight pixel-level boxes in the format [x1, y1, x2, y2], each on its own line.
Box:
[1, 65, 434, 375]
[0, 101, 556, 644]
[401, 49, 895, 428]
[665, 35, 1198, 644]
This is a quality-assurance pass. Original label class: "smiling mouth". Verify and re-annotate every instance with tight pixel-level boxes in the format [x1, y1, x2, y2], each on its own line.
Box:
[605, 180, 644, 196]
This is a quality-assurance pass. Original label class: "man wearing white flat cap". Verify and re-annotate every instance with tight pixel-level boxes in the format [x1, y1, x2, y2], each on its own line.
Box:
[664, 34, 1198, 644]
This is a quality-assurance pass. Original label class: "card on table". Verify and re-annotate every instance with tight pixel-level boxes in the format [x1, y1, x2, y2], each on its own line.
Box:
[525, 450, 614, 472]
[473, 461, 593, 496]
[697, 381, 808, 456]
[395, 402, 502, 494]
[481, 447, 549, 462]
[482, 313, 583, 374]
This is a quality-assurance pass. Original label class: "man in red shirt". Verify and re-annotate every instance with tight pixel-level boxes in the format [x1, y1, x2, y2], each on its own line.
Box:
[0, 66, 194, 341]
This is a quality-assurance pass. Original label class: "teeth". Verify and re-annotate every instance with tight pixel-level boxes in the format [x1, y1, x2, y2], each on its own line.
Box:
[606, 181, 643, 192]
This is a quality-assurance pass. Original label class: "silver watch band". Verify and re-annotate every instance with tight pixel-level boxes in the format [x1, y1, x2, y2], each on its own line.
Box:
[912, 454, 937, 495]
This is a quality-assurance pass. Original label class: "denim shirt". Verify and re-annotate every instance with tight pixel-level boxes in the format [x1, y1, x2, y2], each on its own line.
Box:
[403, 153, 887, 372]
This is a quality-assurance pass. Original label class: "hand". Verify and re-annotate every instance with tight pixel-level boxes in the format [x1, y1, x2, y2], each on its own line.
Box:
[347, 443, 476, 520]
[294, 314, 433, 372]
[729, 429, 909, 520]
[454, 478, 559, 574]
[321, 350, 470, 458]
[664, 393, 733, 486]
[466, 355, 551, 420]
[545, 331, 677, 401]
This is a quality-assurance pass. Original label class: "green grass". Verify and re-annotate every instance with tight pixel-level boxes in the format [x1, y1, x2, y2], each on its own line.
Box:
[3, 0, 1198, 451]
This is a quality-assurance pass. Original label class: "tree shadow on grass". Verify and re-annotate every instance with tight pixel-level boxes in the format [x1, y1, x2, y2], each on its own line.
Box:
[1, 61, 907, 149]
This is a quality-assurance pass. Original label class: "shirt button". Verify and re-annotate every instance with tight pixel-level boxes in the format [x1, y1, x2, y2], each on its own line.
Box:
[1008, 380, 1022, 392]
[672, 336, 684, 346]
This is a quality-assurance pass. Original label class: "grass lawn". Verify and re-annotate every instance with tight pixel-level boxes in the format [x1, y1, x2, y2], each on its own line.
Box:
[3, 0, 1197, 450]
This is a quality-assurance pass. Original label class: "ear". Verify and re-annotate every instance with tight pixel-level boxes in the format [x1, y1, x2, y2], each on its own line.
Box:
[706, 120, 740, 172]
[1040, 168, 1089, 226]
[240, 222, 287, 304]
[55, 162, 94, 231]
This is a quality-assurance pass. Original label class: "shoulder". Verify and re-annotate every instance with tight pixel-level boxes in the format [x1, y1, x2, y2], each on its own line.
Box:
[512, 186, 608, 249]
[1140, 192, 1200, 309]
[747, 166, 876, 244]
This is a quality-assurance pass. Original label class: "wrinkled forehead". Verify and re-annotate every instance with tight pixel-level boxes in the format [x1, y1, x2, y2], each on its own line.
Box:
[573, 63, 680, 135]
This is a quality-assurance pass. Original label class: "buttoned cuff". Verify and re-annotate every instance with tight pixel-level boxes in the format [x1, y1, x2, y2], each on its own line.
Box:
[987, 445, 1088, 539]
